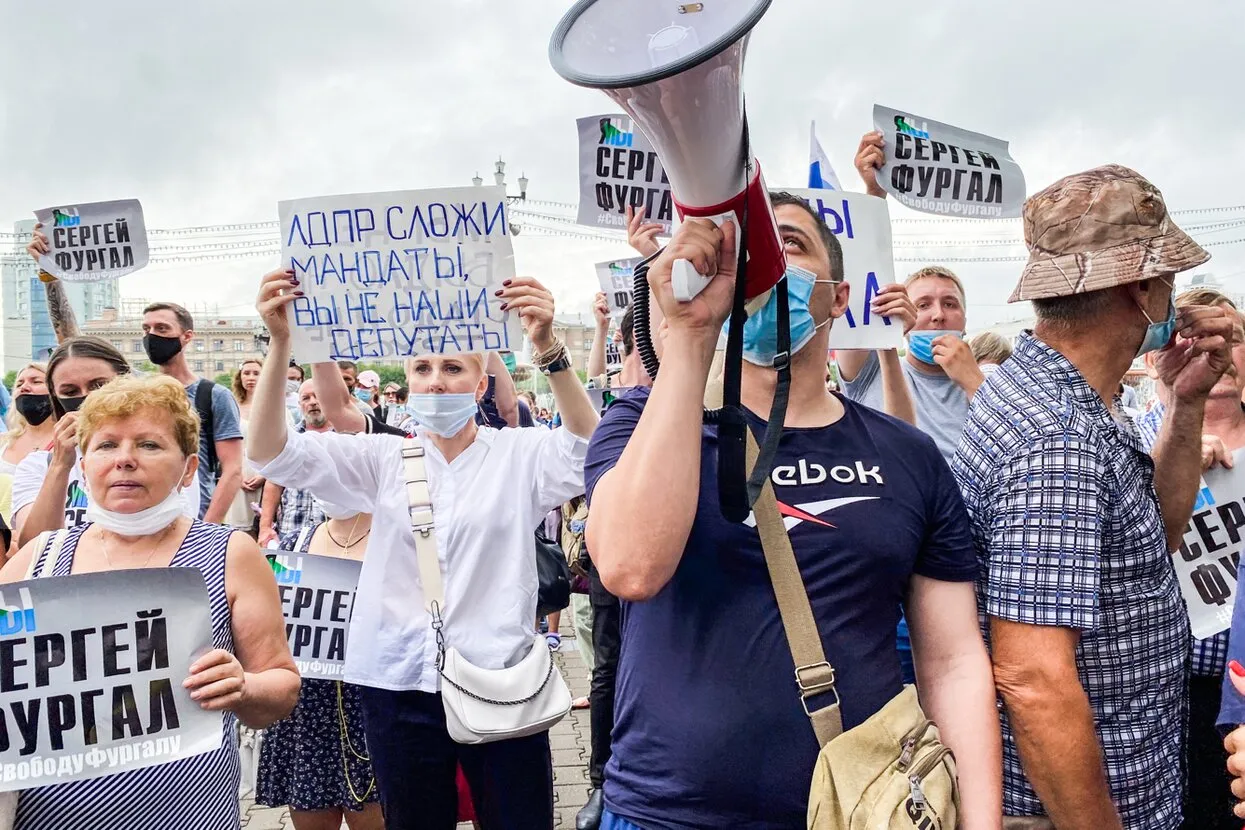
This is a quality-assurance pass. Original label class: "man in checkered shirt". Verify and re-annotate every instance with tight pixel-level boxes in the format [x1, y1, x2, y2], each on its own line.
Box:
[1136, 287, 1245, 829]
[953, 166, 1234, 829]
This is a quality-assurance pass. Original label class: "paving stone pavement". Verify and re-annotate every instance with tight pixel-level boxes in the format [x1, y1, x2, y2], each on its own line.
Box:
[240, 624, 594, 829]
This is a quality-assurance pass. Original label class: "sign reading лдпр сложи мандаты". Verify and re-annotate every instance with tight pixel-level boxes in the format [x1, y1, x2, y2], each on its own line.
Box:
[0, 569, 221, 791]
[278, 186, 523, 364]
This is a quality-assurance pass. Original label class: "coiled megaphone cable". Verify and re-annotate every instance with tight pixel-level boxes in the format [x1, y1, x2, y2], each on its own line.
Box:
[630, 214, 792, 523]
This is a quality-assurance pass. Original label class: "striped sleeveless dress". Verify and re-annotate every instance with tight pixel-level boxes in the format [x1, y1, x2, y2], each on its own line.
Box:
[16, 520, 243, 830]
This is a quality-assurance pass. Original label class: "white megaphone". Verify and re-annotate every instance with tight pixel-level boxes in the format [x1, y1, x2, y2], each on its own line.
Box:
[551, 0, 785, 303]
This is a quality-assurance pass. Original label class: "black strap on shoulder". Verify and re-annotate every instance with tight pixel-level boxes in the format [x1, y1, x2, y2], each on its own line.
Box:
[716, 109, 792, 522]
[194, 378, 217, 473]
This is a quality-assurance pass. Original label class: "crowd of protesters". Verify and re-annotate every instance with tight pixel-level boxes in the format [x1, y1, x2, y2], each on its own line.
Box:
[1, 129, 1244, 830]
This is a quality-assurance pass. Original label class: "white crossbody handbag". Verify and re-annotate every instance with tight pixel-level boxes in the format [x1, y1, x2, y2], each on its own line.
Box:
[403, 438, 572, 745]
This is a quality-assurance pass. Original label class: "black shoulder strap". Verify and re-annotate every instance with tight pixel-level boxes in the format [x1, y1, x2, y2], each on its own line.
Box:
[194, 379, 217, 471]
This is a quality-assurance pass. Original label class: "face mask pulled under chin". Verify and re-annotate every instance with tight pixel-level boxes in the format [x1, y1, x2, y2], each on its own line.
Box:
[85, 464, 190, 536]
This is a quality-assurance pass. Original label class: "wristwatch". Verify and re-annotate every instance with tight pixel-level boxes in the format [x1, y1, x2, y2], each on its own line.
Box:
[540, 352, 573, 376]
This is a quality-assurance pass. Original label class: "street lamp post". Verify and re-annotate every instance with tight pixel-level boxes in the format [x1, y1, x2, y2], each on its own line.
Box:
[472, 156, 528, 234]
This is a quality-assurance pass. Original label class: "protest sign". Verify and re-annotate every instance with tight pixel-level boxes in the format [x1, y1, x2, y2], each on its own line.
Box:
[0, 568, 220, 791]
[872, 105, 1025, 218]
[577, 114, 673, 234]
[33, 199, 148, 282]
[277, 186, 521, 363]
[785, 189, 902, 351]
[595, 257, 642, 318]
[269, 552, 361, 680]
[604, 340, 622, 373]
[1175, 452, 1245, 639]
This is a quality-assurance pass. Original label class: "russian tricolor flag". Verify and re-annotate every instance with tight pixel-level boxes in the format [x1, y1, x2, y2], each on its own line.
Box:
[808, 121, 842, 191]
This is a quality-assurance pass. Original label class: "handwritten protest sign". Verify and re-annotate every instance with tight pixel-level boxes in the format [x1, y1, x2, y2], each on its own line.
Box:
[33, 199, 148, 282]
[1176, 452, 1245, 639]
[270, 552, 361, 681]
[786, 189, 902, 351]
[0, 569, 220, 791]
[872, 105, 1025, 219]
[595, 257, 642, 319]
[277, 186, 521, 363]
[577, 115, 673, 234]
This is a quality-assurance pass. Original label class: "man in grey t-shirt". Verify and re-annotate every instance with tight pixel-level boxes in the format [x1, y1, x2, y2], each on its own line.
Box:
[838, 266, 984, 460]
[846, 134, 986, 460]
[142, 302, 244, 521]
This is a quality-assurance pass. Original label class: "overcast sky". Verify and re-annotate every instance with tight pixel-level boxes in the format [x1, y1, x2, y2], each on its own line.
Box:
[2, 0, 1242, 330]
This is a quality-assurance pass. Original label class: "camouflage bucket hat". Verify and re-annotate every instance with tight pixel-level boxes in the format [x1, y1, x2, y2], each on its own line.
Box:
[1010, 164, 1209, 302]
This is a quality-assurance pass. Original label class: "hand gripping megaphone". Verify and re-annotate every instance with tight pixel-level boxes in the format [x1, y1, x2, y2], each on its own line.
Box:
[550, 0, 783, 302]
[551, 0, 790, 525]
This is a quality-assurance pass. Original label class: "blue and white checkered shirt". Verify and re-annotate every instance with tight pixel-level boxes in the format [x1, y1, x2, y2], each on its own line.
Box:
[275, 425, 326, 539]
[1135, 401, 1232, 678]
[952, 332, 1189, 829]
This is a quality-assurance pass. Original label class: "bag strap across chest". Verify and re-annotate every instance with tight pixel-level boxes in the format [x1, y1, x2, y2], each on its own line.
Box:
[747, 431, 843, 747]
[402, 437, 445, 615]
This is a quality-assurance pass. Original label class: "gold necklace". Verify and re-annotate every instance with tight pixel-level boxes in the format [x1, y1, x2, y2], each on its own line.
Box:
[100, 523, 174, 570]
[325, 515, 369, 551]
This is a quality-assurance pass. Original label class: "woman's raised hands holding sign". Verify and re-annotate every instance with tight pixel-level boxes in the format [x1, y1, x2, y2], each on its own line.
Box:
[255, 268, 303, 343]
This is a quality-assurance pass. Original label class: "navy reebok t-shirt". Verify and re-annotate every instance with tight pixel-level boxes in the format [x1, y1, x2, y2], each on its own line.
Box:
[584, 388, 977, 830]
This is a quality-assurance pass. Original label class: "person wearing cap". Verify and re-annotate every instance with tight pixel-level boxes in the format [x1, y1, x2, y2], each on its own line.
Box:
[953, 165, 1232, 828]
[354, 369, 382, 419]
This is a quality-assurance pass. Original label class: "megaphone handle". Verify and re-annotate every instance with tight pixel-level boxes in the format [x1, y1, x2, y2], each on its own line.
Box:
[670, 212, 741, 302]
[671, 259, 714, 302]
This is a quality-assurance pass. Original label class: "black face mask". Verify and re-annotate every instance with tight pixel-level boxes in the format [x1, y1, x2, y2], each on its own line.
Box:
[57, 396, 86, 414]
[14, 395, 52, 426]
[143, 333, 183, 365]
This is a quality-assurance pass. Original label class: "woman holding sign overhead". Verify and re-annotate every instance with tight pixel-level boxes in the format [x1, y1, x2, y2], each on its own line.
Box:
[249, 266, 598, 830]
[1, 374, 300, 830]
[255, 504, 383, 830]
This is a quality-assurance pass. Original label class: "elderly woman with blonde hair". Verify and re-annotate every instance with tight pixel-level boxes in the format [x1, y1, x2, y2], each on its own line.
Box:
[1, 374, 299, 830]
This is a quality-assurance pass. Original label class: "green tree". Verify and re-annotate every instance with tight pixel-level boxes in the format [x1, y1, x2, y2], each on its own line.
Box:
[2, 371, 15, 392]
[214, 373, 234, 388]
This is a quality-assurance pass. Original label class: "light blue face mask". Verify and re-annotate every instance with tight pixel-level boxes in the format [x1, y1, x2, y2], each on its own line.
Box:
[354, 389, 372, 403]
[731, 264, 833, 367]
[408, 392, 479, 438]
[1136, 295, 1176, 357]
[907, 330, 962, 365]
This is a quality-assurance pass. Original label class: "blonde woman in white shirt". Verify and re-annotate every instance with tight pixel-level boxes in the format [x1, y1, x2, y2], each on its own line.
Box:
[248, 267, 599, 830]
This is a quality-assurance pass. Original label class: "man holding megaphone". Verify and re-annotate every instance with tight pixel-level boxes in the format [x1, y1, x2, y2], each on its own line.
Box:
[583, 195, 1002, 829]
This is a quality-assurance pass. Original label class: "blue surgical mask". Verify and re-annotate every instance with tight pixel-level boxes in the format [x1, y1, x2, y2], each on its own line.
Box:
[1136, 295, 1176, 357]
[354, 389, 372, 403]
[730, 265, 833, 367]
[408, 393, 479, 438]
[907, 330, 962, 365]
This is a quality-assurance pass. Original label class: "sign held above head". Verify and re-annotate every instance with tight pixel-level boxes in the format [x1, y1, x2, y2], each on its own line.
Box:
[551, 0, 784, 302]
[33, 199, 148, 282]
